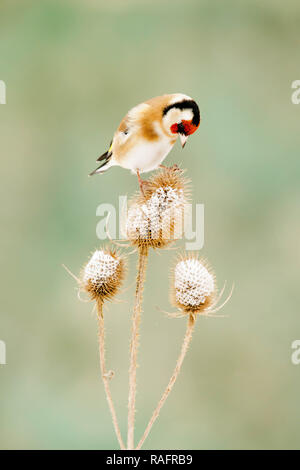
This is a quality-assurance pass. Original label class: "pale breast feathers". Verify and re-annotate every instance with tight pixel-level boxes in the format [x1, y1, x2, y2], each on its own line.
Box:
[112, 95, 179, 164]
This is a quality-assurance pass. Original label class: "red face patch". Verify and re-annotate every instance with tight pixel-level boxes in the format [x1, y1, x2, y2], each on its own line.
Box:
[181, 120, 200, 135]
[170, 123, 178, 134]
[170, 120, 200, 135]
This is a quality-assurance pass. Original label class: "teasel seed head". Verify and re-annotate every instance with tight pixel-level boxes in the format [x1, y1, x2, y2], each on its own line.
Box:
[171, 254, 216, 314]
[81, 249, 125, 302]
[126, 168, 189, 249]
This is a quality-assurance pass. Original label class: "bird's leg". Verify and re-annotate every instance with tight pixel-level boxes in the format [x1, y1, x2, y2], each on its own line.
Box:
[136, 169, 147, 197]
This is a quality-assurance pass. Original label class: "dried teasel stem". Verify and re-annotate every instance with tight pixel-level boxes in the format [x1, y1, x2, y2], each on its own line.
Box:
[136, 313, 196, 450]
[96, 299, 126, 450]
[127, 246, 149, 450]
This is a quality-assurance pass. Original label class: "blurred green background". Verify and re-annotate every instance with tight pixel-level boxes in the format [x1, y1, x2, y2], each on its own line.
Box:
[1, 0, 300, 450]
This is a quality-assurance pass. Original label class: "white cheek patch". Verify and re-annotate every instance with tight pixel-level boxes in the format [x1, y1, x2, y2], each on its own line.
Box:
[180, 109, 193, 121]
[162, 108, 193, 135]
[162, 109, 180, 133]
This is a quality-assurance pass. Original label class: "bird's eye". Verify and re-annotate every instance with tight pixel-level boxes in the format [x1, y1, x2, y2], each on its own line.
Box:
[124, 129, 129, 135]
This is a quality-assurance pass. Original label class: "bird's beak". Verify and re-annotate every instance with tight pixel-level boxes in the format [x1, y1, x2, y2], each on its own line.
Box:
[179, 134, 188, 148]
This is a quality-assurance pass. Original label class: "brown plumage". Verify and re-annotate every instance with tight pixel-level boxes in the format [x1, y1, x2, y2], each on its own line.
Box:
[89, 93, 200, 192]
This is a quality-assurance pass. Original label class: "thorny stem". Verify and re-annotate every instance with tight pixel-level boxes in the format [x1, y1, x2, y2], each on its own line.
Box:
[127, 246, 149, 450]
[136, 313, 196, 450]
[97, 299, 125, 450]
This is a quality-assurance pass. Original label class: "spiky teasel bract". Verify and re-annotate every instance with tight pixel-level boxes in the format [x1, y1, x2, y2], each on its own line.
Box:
[126, 168, 189, 250]
[171, 253, 217, 315]
[81, 248, 126, 302]
[140, 166, 189, 202]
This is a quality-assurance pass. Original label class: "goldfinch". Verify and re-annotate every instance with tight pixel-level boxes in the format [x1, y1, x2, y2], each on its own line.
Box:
[89, 93, 200, 190]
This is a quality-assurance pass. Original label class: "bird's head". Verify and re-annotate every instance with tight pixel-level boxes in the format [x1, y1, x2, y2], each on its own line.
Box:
[162, 95, 200, 148]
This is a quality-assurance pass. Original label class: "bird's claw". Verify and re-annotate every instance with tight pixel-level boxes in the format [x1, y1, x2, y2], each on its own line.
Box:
[138, 180, 150, 197]
[170, 163, 180, 172]
[159, 163, 181, 172]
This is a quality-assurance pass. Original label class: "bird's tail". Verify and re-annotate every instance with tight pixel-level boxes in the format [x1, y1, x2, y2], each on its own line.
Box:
[89, 149, 113, 176]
